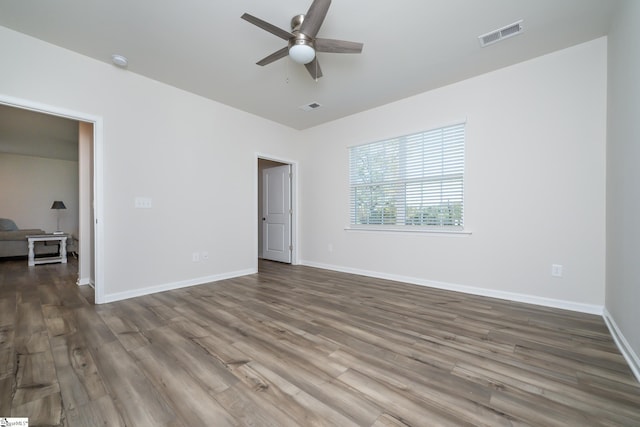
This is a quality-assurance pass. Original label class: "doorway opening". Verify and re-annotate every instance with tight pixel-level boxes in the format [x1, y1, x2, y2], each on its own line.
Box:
[0, 95, 103, 302]
[257, 155, 297, 265]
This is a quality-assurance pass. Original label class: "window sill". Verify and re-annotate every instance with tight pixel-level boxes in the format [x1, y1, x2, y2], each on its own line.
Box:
[344, 226, 472, 236]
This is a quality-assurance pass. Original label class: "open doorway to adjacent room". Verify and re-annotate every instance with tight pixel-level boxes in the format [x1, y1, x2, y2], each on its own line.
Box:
[257, 156, 297, 264]
[0, 98, 101, 298]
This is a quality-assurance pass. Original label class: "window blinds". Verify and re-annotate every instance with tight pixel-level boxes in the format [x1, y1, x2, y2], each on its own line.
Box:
[349, 123, 465, 229]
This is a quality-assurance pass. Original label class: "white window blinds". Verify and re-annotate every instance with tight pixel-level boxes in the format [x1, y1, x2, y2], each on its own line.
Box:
[349, 123, 465, 230]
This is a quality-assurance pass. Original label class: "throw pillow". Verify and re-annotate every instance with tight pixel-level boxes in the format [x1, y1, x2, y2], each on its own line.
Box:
[0, 218, 19, 231]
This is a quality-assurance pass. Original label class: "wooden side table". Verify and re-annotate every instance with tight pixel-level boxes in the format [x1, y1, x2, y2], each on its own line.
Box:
[26, 234, 68, 266]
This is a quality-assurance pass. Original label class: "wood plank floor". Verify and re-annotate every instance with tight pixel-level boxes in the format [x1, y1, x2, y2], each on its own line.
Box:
[1, 258, 639, 426]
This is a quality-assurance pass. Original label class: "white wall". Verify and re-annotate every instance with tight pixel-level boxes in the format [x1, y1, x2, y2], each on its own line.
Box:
[606, 0, 640, 376]
[0, 152, 79, 234]
[0, 26, 300, 301]
[300, 38, 607, 311]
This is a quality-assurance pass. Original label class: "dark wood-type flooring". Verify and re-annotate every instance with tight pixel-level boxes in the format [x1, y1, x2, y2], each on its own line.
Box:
[1, 257, 639, 426]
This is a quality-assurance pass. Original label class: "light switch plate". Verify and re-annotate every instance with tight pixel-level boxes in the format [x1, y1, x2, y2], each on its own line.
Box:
[135, 197, 152, 209]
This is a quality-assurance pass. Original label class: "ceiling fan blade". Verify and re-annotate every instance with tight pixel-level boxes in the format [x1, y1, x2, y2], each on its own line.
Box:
[315, 38, 363, 54]
[256, 47, 289, 66]
[241, 13, 293, 41]
[305, 58, 323, 79]
[300, 0, 331, 38]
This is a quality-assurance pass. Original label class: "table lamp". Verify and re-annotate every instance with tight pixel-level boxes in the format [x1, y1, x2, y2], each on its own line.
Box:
[51, 200, 66, 234]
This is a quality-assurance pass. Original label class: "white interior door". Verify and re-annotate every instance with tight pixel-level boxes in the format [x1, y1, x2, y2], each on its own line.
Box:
[262, 164, 291, 263]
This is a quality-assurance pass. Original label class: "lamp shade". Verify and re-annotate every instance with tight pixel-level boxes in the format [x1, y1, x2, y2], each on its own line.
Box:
[51, 201, 66, 210]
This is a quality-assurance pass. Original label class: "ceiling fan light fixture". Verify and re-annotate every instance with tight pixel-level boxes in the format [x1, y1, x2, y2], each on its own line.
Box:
[241, 0, 363, 79]
[289, 44, 315, 64]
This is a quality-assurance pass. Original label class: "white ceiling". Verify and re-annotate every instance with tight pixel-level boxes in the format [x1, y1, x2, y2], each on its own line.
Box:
[0, 0, 617, 130]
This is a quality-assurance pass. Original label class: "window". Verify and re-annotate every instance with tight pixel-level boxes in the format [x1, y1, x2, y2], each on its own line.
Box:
[349, 123, 465, 231]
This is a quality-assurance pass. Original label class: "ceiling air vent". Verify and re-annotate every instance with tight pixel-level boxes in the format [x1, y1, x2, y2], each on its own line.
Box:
[299, 102, 323, 112]
[478, 20, 523, 47]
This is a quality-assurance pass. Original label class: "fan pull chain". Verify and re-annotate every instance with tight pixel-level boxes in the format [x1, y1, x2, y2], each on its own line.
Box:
[286, 57, 290, 84]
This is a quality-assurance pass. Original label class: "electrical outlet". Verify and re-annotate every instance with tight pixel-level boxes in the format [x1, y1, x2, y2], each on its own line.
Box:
[551, 264, 563, 278]
[328, 244, 333, 253]
[192, 252, 200, 262]
[202, 251, 209, 260]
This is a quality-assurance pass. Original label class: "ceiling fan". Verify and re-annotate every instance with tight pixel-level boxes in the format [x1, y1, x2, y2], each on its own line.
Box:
[241, 0, 363, 80]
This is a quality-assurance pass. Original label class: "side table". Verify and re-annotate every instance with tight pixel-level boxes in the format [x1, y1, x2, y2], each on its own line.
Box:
[26, 234, 68, 266]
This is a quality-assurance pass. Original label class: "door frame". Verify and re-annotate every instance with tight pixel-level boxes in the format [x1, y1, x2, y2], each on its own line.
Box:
[0, 94, 105, 303]
[256, 153, 298, 266]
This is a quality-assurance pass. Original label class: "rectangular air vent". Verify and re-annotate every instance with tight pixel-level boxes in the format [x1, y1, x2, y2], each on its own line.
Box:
[299, 102, 322, 111]
[478, 20, 523, 47]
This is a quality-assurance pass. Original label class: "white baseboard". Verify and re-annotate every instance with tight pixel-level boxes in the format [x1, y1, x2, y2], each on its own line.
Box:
[101, 268, 257, 304]
[300, 260, 603, 315]
[77, 277, 92, 286]
[603, 308, 640, 382]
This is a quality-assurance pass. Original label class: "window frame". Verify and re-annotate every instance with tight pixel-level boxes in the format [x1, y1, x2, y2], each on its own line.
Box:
[348, 122, 466, 233]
